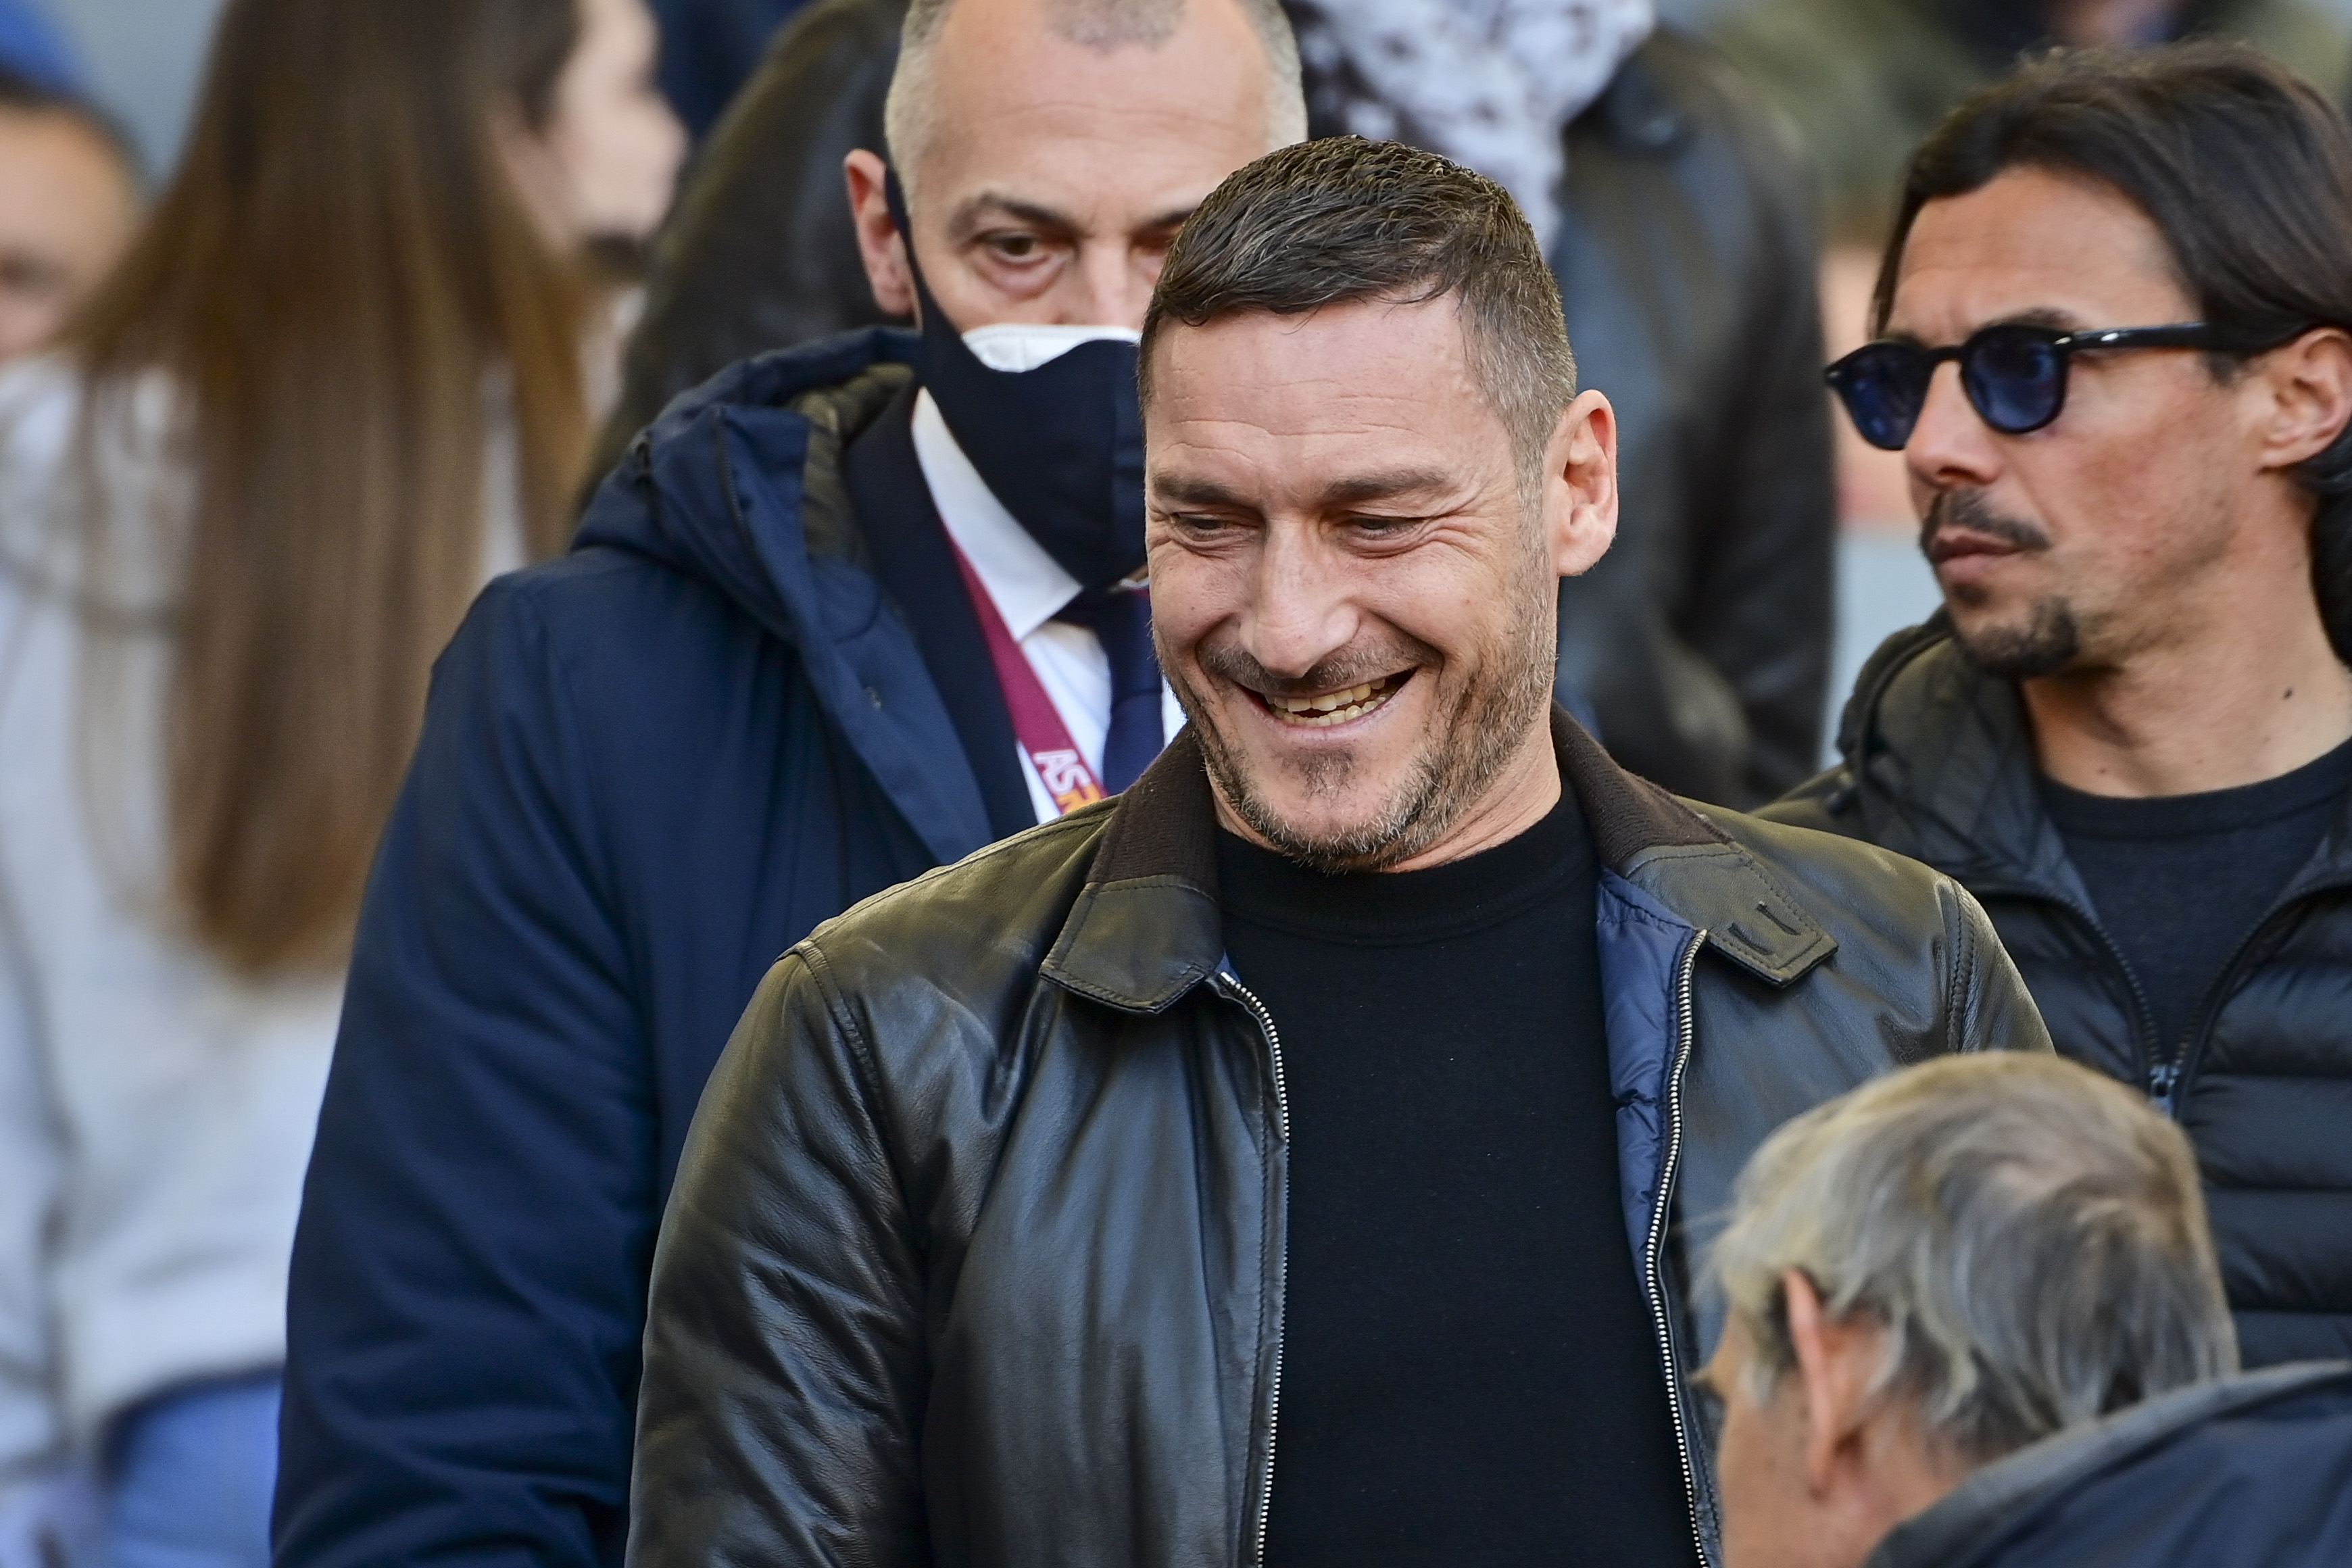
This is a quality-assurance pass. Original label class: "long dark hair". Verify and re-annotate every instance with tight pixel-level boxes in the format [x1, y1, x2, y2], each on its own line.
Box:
[67, 0, 595, 975]
[1872, 42, 2352, 662]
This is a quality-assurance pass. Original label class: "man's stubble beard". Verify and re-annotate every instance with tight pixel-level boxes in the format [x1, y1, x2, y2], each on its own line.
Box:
[1922, 488, 2084, 680]
[1169, 558, 1561, 875]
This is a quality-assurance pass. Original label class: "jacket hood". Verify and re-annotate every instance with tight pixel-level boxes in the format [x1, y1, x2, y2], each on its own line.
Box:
[573, 326, 919, 647]
[1865, 1361, 2352, 1568]
[570, 326, 996, 866]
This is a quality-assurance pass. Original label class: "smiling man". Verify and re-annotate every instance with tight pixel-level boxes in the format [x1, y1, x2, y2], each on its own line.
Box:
[629, 137, 2047, 1568]
[1772, 43, 2352, 1369]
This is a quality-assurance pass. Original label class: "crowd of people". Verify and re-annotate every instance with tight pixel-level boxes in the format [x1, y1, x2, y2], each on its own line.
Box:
[0, 0, 2348, 1567]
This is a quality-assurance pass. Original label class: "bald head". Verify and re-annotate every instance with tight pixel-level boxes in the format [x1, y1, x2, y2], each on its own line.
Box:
[844, 0, 1302, 333]
[883, 0, 1305, 202]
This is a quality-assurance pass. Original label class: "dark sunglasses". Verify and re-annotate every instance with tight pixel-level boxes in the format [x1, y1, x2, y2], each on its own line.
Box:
[1824, 321, 2299, 451]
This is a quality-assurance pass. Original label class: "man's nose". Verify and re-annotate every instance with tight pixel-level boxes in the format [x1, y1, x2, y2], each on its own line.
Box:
[1907, 360, 2003, 493]
[1240, 529, 1359, 678]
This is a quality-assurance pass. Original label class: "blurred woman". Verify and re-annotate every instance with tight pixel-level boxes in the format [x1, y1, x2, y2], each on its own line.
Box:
[0, 0, 681, 1563]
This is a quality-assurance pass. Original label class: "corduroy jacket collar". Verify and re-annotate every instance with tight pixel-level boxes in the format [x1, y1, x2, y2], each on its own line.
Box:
[1043, 706, 1838, 1015]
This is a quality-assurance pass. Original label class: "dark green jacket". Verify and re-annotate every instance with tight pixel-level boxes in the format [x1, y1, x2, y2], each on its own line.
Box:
[1711, 0, 2352, 243]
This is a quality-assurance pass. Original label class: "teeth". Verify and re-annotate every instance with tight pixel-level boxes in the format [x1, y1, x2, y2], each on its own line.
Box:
[1264, 675, 1400, 727]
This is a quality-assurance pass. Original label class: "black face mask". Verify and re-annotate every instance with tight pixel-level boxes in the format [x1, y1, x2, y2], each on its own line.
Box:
[886, 172, 1146, 592]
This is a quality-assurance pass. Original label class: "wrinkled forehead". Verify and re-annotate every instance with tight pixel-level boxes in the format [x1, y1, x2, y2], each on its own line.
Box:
[1144, 297, 1511, 507]
[1887, 166, 2193, 343]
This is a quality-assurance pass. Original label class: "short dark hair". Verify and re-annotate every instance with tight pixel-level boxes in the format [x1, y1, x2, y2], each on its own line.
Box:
[1141, 137, 1577, 483]
[0, 64, 141, 182]
[1874, 43, 2352, 659]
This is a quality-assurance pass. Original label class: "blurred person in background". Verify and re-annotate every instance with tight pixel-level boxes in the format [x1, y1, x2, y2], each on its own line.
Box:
[1713, 0, 2348, 252]
[0, 0, 677, 1565]
[1712, 0, 2351, 529]
[647, 0, 812, 136]
[274, 3, 1297, 1565]
[0, 69, 137, 364]
[607, 0, 1837, 806]
[1771, 46, 2352, 1369]
[1703, 1053, 2352, 1568]
[0, 0, 83, 99]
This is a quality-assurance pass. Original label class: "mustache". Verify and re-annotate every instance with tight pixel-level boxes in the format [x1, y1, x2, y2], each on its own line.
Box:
[1194, 634, 1431, 697]
[1920, 489, 2051, 555]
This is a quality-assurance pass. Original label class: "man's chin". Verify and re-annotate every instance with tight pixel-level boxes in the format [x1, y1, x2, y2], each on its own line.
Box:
[1199, 730, 1444, 875]
[1950, 597, 2083, 681]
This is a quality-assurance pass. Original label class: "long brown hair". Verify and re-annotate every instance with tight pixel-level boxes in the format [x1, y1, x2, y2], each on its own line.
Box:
[69, 0, 595, 975]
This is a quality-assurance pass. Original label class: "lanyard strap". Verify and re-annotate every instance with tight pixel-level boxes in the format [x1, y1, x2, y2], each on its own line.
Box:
[946, 539, 1108, 817]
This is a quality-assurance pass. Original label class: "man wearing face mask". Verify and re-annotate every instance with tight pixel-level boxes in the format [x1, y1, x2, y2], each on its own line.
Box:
[270, 4, 1304, 1565]
[608, 0, 1837, 806]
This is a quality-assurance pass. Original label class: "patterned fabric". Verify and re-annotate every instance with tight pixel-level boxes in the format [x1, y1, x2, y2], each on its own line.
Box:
[1286, 0, 1655, 249]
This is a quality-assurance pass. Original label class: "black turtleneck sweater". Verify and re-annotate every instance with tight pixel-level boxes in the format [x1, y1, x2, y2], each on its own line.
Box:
[1217, 791, 1698, 1568]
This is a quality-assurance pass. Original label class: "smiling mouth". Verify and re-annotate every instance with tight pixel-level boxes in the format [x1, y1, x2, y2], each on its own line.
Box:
[1256, 672, 1410, 728]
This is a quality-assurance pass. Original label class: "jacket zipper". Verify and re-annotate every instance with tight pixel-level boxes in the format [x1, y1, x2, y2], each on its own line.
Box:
[1213, 974, 1289, 1568]
[2160, 874, 2352, 1117]
[1961, 879, 2169, 1105]
[1970, 872, 2352, 1116]
[1644, 929, 1710, 1567]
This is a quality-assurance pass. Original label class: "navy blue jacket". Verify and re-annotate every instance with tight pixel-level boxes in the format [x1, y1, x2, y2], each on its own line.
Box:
[650, 0, 812, 137]
[1865, 1362, 2352, 1568]
[275, 331, 994, 1568]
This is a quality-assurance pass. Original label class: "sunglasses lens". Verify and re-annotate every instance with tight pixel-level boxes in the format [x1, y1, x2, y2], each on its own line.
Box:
[1828, 345, 1928, 451]
[1963, 328, 2065, 434]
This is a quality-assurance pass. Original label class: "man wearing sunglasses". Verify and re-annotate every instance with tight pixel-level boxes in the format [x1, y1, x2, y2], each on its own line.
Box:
[1774, 42, 2352, 1369]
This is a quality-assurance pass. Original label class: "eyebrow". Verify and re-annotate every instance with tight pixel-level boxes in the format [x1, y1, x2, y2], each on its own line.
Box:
[1884, 305, 2088, 347]
[1151, 467, 1456, 511]
[1320, 468, 1454, 506]
[947, 192, 1196, 241]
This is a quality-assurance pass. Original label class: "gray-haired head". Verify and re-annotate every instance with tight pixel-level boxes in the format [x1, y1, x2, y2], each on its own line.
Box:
[1140, 136, 1577, 495]
[1708, 1053, 2236, 1465]
[883, 0, 1307, 199]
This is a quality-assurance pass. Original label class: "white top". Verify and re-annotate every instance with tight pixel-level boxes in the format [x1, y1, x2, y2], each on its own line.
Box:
[908, 383, 1183, 825]
[0, 355, 526, 1538]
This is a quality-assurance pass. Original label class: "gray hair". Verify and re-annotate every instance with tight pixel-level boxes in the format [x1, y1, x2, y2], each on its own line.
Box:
[1141, 137, 1579, 494]
[883, 0, 1307, 195]
[1707, 1054, 2237, 1464]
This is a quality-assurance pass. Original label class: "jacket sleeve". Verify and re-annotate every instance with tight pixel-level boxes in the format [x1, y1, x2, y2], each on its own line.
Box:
[628, 950, 928, 1568]
[1677, 56, 1837, 804]
[1942, 879, 2054, 1059]
[274, 579, 658, 1568]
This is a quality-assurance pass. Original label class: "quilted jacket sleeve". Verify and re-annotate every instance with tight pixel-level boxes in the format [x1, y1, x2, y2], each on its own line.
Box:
[629, 950, 929, 1568]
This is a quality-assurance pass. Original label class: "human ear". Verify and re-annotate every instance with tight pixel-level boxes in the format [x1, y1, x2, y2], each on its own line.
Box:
[1786, 1268, 1883, 1499]
[2254, 326, 2352, 472]
[1542, 389, 1619, 579]
[843, 149, 915, 319]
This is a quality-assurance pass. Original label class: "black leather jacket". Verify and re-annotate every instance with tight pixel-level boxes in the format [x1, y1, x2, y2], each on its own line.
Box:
[602, 3, 1835, 805]
[628, 715, 2049, 1568]
[1769, 622, 2352, 1367]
